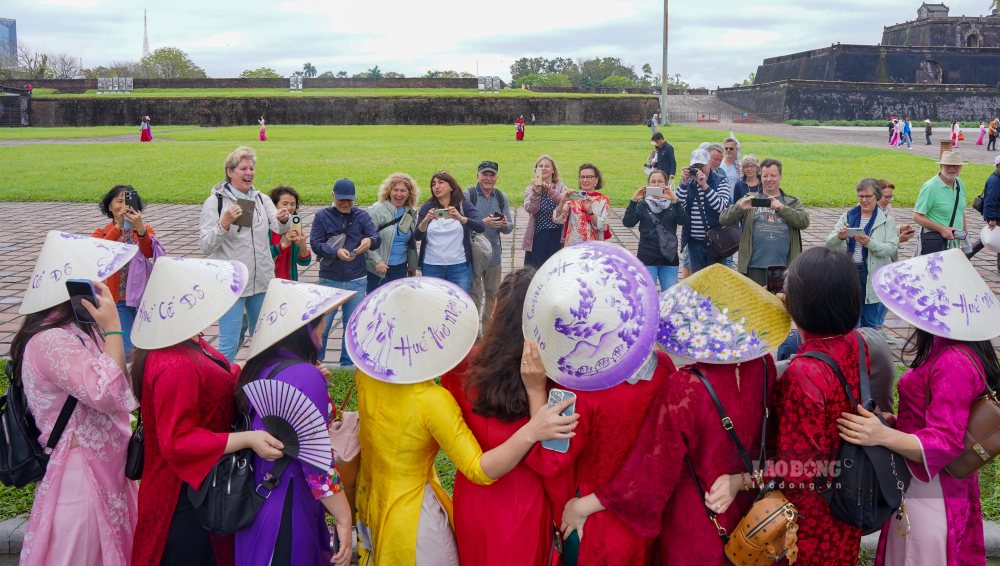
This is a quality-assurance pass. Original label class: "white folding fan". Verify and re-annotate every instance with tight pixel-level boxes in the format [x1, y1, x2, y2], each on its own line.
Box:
[242, 380, 333, 472]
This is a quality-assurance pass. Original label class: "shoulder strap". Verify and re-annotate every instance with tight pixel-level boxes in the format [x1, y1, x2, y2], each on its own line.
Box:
[689, 368, 755, 474]
[46, 395, 78, 450]
[376, 213, 404, 233]
[949, 182, 962, 228]
[642, 200, 662, 225]
[497, 189, 506, 211]
[217, 193, 224, 217]
[469, 188, 478, 205]
[179, 340, 230, 372]
[798, 351, 860, 409]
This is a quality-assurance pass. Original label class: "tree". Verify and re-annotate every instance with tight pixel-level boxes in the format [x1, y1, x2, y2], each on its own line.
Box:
[335, 71, 348, 78]
[317, 71, 336, 78]
[600, 75, 635, 90]
[240, 66, 281, 78]
[16, 42, 49, 79]
[383, 71, 405, 78]
[516, 72, 572, 87]
[423, 69, 475, 78]
[302, 62, 317, 78]
[741, 72, 756, 86]
[509, 57, 547, 80]
[138, 47, 207, 79]
[83, 60, 139, 79]
[578, 57, 638, 86]
[366, 65, 382, 78]
[666, 73, 689, 94]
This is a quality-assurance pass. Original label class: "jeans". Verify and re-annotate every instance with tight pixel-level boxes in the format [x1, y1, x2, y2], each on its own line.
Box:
[646, 265, 679, 292]
[218, 292, 267, 362]
[855, 263, 882, 328]
[686, 239, 725, 274]
[116, 301, 136, 357]
[898, 133, 911, 148]
[366, 263, 408, 293]
[926, 133, 932, 145]
[872, 302, 888, 329]
[421, 262, 473, 294]
[319, 277, 367, 365]
[471, 263, 503, 333]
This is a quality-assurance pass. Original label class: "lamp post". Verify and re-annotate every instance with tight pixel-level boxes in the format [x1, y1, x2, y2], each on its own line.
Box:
[660, 0, 668, 126]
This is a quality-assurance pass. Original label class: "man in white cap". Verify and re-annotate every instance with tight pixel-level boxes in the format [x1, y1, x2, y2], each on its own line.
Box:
[676, 148, 730, 273]
[913, 150, 967, 255]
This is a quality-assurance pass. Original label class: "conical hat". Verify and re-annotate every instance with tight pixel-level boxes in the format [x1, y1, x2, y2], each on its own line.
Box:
[247, 279, 356, 361]
[344, 277, 479, 384]
[658, 264, 791, 364]
[20, 231, 139, 315]
[130, 257, 248, 350]
[521, 241, 659, 391]
[873, 248, 1000, 341]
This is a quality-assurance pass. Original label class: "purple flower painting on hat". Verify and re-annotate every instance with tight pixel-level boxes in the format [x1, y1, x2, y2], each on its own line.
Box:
[522, 241, 658, 391]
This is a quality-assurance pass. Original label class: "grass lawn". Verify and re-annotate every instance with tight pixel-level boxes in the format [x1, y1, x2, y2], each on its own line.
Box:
[2, 124, 991, 207]
[30, 88, 652, 99]
[0, 125, 201, 140]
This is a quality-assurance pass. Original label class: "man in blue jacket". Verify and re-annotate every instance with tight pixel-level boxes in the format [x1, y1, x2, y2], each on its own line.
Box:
[310, 178, 381, 365]
[966, 155, 1000, 270]
[652, 132, 677, 178]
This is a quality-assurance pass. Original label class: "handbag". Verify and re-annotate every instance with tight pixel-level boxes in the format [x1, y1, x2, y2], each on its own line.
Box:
[186, 353, 298, 535]
[643, 201, 679, 263]
[919, 180, 961, 255]
[125, 414, 143, 480]
[686, 363, 800, 565]
[329, 377, 361, 515]
[799, 332, 911, 534]
[935, 348, 1000, 479]
[693, 185, 741, 259]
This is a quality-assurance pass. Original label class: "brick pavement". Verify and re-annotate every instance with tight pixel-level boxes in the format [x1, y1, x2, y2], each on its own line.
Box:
[0, 201, 997, 363]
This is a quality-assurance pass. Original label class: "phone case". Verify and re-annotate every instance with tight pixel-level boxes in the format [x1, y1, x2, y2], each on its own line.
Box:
[234, 199, 255, 227]
[541, 389, 576, 453]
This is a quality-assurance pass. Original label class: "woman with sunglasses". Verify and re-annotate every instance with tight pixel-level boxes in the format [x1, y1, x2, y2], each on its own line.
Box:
[553, 163, 611, 245]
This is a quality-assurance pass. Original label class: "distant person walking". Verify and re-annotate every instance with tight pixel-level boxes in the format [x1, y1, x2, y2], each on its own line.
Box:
[988, 118, 999, 151]
[258, 116, 267, 142]
[951, 120, 960, 147]
[900, 117, 913, 149]
[925, 119, 933, 145]
[515, 115, 526, 141]
[139, 116, 152, 142]
[889, 119, 902, 147]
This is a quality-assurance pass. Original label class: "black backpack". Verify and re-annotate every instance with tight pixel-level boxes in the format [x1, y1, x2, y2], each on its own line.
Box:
[0, 358, 77, 488]
[798, 332, 911, 534]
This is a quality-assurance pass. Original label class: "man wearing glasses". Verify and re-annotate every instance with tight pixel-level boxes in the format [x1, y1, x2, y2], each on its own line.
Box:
[720, 137, 742, 190]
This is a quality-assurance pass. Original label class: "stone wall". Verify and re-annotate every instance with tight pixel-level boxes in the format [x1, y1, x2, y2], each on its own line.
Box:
[882, 15, 1000, 47]
[8, 77, 478, 93]
[755, 44, 1000, 85]
[718, 80, 1000, 121]
[27, 96, 659, 126]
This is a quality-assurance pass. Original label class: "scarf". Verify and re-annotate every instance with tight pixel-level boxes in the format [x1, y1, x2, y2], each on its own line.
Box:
[846, 205, 878, 264]
[644, 197, 671, 214]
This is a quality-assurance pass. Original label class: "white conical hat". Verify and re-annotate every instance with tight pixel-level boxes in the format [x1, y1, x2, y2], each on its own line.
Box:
[130, 257, 248, 350]
[247, 279, 356, 361]
[344, 277, 479, 384]
[20, 231, 139, 315]
[873, 248, 1000, 341]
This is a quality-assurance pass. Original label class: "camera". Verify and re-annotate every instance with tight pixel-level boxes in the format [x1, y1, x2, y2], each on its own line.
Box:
[434, 209, 449, 219]
[687, 165, 702, 178]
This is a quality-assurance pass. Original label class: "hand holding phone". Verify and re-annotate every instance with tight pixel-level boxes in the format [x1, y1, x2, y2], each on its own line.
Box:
[750, 197, 771, 208]
[234, 199, 256, 228]
[765, 265, 787, 294]
[289, 215, 303, 235]
[844, 227, 865, 237]
[645, 186, 664, 198]
[541, 389, 577, 453]
[66, 279, 99, 325]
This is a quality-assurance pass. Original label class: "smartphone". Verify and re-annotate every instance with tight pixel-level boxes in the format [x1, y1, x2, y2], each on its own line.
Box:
[65, 279, 98, 325]
[567, 191, 587, 201]
[765, 265, 787, 294]
[954, 230, 968, 240]
[434, 209, 450, 219]
[750, 197, 771, 207]
[124, 189, 140, 212]
[844, 227, 865, 237]
[289, 214, 303, 235]
[645, 186, 664, 198]
[234, 199, 255, 227]
[490, 212, 504, 219]
[541, 388, 576, 453]
[532, 167, 543, 186]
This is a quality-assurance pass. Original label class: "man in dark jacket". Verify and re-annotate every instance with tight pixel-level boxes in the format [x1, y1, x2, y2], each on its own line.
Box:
[651, 132, 676, 178]
[310, 178, 381, 365]
[966, 155, 1000, 270]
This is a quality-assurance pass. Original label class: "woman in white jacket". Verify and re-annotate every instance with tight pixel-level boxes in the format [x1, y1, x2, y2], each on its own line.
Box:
[198, 146, 289, 361]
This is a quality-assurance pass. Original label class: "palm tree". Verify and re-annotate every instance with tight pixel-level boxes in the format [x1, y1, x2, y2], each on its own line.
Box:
[366, 65, 382, 79]
[302, 62, 317, 78]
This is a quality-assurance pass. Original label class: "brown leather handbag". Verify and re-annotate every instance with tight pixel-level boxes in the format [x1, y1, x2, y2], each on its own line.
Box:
[686, 364, 799, 565]
[942, 348, 1000, 480]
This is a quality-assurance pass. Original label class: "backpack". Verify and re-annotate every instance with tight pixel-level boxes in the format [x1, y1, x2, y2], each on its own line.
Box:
[0, 357, 77, 488]
[798, 332, 911, 534]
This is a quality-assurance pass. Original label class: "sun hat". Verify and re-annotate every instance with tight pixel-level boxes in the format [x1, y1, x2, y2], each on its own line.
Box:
[657, 264, 791, 364]
[20, 231, 139, 315]
[333, 178, 356, 201]
[993, 154, 1000, 166]
[924, 119, 932, 124]
[344, 277, 479, 383]
[873, 248, 1000, 341]
[936, 151, 967, 166]
[247, 279, 357, 361]
[521, 241, 659, 391]
[130, 257, 248, 350]
[689, 149, 711, 166]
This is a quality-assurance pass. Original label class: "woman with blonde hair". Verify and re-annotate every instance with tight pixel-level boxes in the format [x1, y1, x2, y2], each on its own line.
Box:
[367, 172, 420, 291]
[523, 155, 568, 267]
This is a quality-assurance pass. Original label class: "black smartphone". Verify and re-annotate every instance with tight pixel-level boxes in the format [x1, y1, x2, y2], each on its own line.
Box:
[124, 189, 140, 211]
[490, 212, 504, 219]
[766, 265, 787, 294]
[750, 197, 772, 208]
[65, 279, 98, 324]
[234, 199, 255, 227]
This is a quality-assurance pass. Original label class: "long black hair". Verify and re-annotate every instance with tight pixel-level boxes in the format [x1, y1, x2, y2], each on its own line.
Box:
[903, 328, 1000, 391]
[234, 321, 321, 412]
[466, 267, 537, 421]
[10, 303, 100, 381]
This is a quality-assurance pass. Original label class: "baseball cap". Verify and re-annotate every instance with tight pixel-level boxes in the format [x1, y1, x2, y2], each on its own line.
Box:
[994, 155, 1000, 166]
[333, 178, 356, 200]
[689, 149, 710, 166]
[478, 161, 499, 174]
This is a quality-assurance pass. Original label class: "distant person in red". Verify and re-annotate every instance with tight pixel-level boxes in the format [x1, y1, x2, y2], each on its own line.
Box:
[259, 116, 267, 141]
[23, 83, 32, 95]
[139, 115, 152, 142]
[515, 115, 526, 141]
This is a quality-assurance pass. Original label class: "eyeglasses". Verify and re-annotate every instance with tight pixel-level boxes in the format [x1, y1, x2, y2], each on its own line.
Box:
[579, 175, 597, 180]
[724, 147, 737, 151]
[883, 194, 894, 200]
[857, 194, 876, 200]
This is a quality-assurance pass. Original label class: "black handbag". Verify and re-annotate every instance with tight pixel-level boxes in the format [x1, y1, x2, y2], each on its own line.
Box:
[693, 186, 740, 259]
[919, 181, 961, 255]
[186, 357, 300, 535]
[799, 333, 911, 534]
[643, 201, 679, 263]
[125, 414, 143, 480]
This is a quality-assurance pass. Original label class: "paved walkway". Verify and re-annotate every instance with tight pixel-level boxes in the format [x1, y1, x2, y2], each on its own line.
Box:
[1, 201, 998, 363]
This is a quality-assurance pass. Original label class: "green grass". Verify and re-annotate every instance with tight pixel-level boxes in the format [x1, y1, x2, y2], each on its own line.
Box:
[0, 125, 201, 140]
[4, 123, 988, 208]
[31, 88, 652, 99]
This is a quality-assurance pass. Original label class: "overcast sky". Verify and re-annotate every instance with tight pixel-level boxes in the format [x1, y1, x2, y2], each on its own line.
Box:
[4, 0, 996, 86]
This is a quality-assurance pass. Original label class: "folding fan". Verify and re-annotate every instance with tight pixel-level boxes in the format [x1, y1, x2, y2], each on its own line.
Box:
[242, 380, 333, 472]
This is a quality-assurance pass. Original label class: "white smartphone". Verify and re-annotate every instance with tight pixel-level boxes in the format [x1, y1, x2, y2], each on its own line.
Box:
[645, 186, 664, 198]
[845, 227, 865, 237]
[541, 388, 576, 453]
